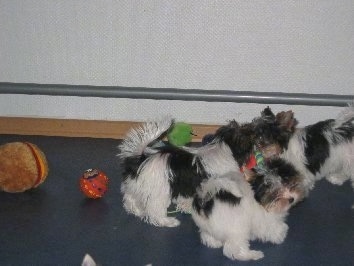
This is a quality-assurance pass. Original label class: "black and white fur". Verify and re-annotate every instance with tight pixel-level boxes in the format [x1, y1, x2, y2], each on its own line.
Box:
[258, 105, 354, 195]
[118, 117, 246, 227]
[191, 170, 290, 261]
[191, 155, 305, 261]
[191, 157, 305, 261]
[118, 110, 304, 227]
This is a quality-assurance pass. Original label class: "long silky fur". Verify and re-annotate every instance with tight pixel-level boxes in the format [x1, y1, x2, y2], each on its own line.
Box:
[280, 104, 354, 192]
[118, 117, 174, 159]
[191, 171, 289, 261]
[118, 110, 306, 230]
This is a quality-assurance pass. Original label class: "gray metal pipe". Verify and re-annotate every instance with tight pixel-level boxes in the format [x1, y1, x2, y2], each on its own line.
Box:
[0, 82, 353, 106]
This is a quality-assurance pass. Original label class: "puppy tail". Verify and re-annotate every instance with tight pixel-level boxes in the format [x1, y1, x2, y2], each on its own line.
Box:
[335, 103, 354, 127]
[118, 116, 174, 159]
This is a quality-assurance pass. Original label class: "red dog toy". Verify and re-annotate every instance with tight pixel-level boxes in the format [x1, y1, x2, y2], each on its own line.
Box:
[240, 155, 257, 173]
[79, 169, 108, 198]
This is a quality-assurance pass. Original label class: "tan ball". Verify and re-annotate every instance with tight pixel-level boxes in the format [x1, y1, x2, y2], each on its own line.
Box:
[0, 142, 49, 192]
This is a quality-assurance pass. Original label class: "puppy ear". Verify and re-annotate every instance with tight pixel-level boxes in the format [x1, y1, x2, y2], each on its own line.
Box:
[243, 168, 257, 182]
[214, 119, 240, 139]
[228, 119, 240, 129]
[275, 110, 298, 132]
[261, 106, 276, 120]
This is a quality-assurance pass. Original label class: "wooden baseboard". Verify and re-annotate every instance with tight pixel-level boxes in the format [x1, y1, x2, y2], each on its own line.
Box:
[0, 117, 220, 142]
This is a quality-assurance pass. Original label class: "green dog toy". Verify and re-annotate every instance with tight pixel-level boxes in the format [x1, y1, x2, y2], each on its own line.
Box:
[167, 122, 194, 146]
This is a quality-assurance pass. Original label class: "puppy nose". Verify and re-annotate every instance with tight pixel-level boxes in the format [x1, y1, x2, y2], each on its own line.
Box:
[288, 198, 295, 204]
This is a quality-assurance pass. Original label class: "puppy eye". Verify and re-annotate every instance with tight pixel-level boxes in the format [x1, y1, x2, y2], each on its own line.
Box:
[289, 183, 298, 190]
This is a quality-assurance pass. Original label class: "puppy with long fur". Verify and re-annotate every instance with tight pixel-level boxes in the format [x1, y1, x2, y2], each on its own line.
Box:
[118, 108, 302, 227]
[256, 105, 354, 195]
[191, 157, 305, 261]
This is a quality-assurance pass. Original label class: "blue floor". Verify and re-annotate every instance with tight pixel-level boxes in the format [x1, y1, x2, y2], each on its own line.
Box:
[0, 135, 353, 266]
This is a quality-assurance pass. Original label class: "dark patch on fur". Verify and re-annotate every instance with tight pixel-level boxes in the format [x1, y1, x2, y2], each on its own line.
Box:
[250, 158, 300, 205]
[249, 171, 271, 204]
[215, 190, 241, 206]
[193, 189, 241, 218]
[156, 145, 208, 198]
[212, 107, 295, 167]
[122, 143, 208, 198]
[253, 108, 294, 150]
[267, 158, 300, 183]
[304, 118, 354, 174]
[213, 120, 255, 166]
[192, 195, 214, 218]
[121, 155, 147, 181]
[304, 120, 331, 174]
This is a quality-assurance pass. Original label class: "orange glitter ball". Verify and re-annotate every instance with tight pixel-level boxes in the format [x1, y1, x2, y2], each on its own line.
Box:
[79, 169, 109, 198]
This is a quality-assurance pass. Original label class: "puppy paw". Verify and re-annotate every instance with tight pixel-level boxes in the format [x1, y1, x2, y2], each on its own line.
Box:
[242, 250, 264, 261]
[200, 232, 223, 248]
[271, 223, 289, 244]
[123, 197, 143, 216]
[223, 246, 264, 261]
[326, 175, 346, 185]
[176, 200, 193, 214]
[151, 217, 180, 227]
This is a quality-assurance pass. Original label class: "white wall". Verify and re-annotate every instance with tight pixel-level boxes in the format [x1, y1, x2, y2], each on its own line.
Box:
[0, 1, 353, 125]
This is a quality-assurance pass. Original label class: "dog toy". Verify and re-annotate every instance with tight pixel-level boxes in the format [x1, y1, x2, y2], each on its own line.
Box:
[254, 150, 265, 168]
[0, 142, 49, 193]
[167, 122, 194, 146]
[240, 149, 265, 173]
[79, 169, 109, 199]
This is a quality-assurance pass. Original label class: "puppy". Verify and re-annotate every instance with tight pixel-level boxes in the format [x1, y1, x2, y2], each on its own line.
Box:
[251, 106, 298, 161]
[256, 105, 354, 194]
[245, 158, 306, 212]
[118, 109, 300, 227]
[81, 254, 97, 266]
[191, 157, 305, 261]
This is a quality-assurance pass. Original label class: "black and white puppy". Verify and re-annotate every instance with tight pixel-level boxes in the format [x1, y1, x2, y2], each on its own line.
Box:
[256, 105, 354, 195]
[191, 163, 300, 261]
[118, 110, 302, 227]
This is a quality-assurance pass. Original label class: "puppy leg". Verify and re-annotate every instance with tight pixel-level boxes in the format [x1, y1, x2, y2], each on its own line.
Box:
[123, 192, 180, 227]
[146, 205, 181, 227]
[326, 174, 348, 186]
[122, 192, 144, 217]
[264, 221, 288, 244]
[173, 196, 193, 213]
[149, 216, 180, 227]
[223, 240, 264, 261]
[122, 182, 180, 227]
[200, 231, 223, 248]
[145, 193, 181, 227]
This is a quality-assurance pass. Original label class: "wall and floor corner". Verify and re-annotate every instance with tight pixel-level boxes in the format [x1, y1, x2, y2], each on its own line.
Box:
[0, 82, 353, 139]
[0, 1, 354, 138]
